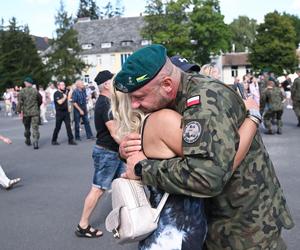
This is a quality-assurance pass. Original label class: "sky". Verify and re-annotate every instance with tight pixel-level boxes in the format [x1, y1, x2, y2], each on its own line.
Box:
[0, 0, 300, 38]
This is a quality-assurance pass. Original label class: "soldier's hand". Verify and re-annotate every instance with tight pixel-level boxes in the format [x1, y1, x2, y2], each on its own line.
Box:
[244, 97, 259, 111]
[119, 133, 141, 160]
[121, 151, 146, 180]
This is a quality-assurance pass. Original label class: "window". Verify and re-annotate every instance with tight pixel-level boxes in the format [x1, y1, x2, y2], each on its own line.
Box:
[141, 40, 151, 46]
[121, 40, 133, 46]
[96, 55, 102, 65]
[120, 53, 131, 66]
[246, 65, 252, 74]
[84, 75, 90, 83]
[82, 43, 93, 50]
[101, 42, 112, 48]
[231, 66, 238, 77]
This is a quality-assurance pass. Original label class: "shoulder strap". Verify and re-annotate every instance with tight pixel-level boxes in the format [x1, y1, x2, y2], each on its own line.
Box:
[153, 193, 169, 223]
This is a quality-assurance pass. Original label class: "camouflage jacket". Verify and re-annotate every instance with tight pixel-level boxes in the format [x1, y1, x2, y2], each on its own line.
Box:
[17, 86, 41, 117]
[140, 73, 294, 249]
[261, 87, 284, 112]
[291, 77, 300, 101]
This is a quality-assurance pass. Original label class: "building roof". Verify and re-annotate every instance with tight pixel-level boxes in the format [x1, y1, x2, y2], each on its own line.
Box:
[73, 16, 146, 55]
[31, 35, 51, 52]
[222, 52, 251, 66]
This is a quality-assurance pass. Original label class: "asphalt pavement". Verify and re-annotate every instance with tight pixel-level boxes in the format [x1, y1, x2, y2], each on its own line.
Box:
[0, 105, 299, 250]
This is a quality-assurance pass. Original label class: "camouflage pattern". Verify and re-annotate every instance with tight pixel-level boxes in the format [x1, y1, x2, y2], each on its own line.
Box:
[17, 86, 41, 142]
[291, 76, 300, 123]
[140, 73, 294, 249]
[261, 87, 285, 132]
[23, 116, 40, 142]
[17, 86, 41, 117]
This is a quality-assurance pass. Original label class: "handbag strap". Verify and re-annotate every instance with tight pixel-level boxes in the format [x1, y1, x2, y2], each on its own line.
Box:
[153, 193, 169, 223]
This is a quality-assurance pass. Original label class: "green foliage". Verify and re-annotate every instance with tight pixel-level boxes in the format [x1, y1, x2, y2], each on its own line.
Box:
[190, 0, 231, 64]
[142, 0, 231, 64]
[249, 11, 298, 75]
[103, 0, 124, 18]
[77, 0, 100, 20]
[47, 1, 86, 84]
[283, 12, 300, 47]
[0, 17, 48, 93]
[229, 16, 257, 52]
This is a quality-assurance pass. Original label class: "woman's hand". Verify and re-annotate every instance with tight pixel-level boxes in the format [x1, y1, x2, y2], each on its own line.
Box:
[121, 151, 146, 180]
[119, 133, 142, 159]
[244, 97, 259, 111]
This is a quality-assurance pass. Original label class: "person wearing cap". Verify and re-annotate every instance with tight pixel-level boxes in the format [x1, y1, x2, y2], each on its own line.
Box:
[114, 44, 293, 249]
[170, 55, 200, 73]
[75, 70, 125, 238]
[17, 77, 42, 149]
[51, 82, 77, 145]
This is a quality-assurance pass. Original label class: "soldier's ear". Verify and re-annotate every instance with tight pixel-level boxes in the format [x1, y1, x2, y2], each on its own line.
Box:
[160, 76, 173, 94]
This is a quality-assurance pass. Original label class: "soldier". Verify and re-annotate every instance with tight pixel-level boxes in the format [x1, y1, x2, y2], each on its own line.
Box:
[261, 80, 285, 134]
[291, 69, 300, 127]
[17, 77, 42, 149]
[114, 45, 294, 249]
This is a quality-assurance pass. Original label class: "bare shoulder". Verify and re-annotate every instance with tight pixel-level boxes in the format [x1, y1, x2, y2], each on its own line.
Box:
[149, 109, 182, 122]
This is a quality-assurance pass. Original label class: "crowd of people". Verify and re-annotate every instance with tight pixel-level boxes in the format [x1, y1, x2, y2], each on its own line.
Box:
[1, 44, 300, 250]
[232, 70, 300, 134]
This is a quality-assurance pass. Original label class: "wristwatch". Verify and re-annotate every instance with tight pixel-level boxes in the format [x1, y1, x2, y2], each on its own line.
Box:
[134, 162, 143, 178]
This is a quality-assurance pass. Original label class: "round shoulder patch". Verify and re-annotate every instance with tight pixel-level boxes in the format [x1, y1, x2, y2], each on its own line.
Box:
[183, 121, 202, 144]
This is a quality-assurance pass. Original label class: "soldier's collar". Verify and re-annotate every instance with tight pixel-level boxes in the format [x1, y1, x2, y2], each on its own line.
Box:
[174, 72, 193, 111]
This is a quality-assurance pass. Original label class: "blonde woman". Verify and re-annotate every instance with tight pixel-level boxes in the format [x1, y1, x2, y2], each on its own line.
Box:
[110, 85, 259, 250]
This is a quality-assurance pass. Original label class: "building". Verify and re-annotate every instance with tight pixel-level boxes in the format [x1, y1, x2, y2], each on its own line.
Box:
[212, 52, 252, 84]
[31, 35, 51, 54]
[73, 16, 149, 83]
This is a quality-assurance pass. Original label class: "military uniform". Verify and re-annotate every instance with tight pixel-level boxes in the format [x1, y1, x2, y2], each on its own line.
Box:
[17, 86, 41, 146]
[261, 86, 285, 134]
[138, 73, 294, 249]
[114, 45, 294, 250]
[291, 76, 300, 126]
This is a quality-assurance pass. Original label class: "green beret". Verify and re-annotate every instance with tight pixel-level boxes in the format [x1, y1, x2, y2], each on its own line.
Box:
[24, 76, 34, 84]
[114, 44, 167, 93]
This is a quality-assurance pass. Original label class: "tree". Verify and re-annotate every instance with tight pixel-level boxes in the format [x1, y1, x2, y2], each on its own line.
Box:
[77, 0, 100, 20]
[141, 0, 231, 64]
[103, 1, 114, 18]
[249, 11, 298, 75]
[114, 0, 125, 17]
[142, 0, 191, 58]
[0, 17, 48, 93]
[229, 16, 257, 52]
[283, 13, 300, 47]
[189, 0, 231, 64]
[141, 0, 165, 42]
[47, 0, 86, 84]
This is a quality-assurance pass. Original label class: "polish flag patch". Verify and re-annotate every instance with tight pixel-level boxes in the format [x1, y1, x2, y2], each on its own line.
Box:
[186, 96, 201, 107]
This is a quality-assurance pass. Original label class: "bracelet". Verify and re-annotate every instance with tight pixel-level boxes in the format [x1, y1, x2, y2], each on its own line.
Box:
[247, 115, 261, 126]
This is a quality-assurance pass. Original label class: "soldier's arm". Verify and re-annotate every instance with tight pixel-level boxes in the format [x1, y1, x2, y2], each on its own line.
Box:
[140, 93, 240, 198]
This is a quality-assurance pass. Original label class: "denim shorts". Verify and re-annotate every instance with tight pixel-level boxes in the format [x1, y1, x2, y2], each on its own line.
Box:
[92, 145, 125, 190]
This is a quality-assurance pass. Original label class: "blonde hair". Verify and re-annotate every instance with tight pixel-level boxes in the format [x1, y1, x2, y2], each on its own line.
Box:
[110, 81, 146, 141]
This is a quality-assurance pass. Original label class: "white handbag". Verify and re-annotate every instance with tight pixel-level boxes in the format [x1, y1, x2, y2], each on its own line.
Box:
[105, 178, 169, 244]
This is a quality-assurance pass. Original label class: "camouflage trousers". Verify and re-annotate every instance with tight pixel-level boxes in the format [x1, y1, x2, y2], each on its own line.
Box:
[263, 110, 283, 131]
[23, 115, 40, 143]
[293, 100, 300, 120]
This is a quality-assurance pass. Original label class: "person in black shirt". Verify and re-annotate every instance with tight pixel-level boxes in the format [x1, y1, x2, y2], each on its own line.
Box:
[75, 70, 124, 238]
[51, 82, 77, 145]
